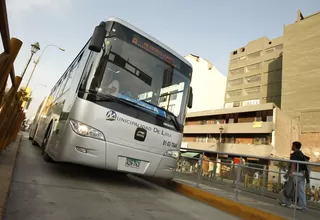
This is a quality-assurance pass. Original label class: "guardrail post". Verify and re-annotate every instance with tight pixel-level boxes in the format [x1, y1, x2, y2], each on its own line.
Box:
[293, 163, 299, 219]
[261, 165, 267, 196]
[196, 152, 204, 188]
[235, 156, 242, 201]
[213, 153, 218, 179]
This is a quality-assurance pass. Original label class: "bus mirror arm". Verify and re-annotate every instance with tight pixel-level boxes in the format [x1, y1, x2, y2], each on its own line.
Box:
[89, 21, 107, 52]
[187, 87, 193, 109]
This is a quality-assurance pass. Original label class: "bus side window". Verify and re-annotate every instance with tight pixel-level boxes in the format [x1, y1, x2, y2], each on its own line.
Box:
[57, 73, 69, 98]
[53, 80, 62, 101]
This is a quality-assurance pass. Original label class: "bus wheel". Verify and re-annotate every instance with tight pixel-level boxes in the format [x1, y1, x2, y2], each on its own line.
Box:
[32, 139, 38, 146]
[42, 125, 54, 163]
[43, 152, 54, 163]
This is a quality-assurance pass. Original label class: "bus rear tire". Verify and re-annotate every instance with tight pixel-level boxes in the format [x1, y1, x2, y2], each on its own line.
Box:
[43, 152, 54, 163]
[32, 139, 38, 146]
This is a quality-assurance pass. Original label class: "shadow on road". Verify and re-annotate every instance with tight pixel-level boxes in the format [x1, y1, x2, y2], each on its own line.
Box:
[25, 137, 156, 190]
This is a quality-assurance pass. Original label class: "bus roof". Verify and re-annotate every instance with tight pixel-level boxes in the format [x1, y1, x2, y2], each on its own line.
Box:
[105, 17, 192, 68]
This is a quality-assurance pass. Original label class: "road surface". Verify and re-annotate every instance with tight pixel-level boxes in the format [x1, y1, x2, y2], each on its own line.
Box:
[4, 133, 239, 220]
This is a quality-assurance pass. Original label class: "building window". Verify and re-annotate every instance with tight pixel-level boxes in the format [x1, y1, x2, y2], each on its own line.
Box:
[254, 136, 271, 145]
[171, 93, 177, 100]
[160, 96, 167, 102]
[230, 58, 239, 65]
[240, 56, 246, 60]
[242, 99, 260, 106]
[265, 48, 274, 54]
[264, 58, 275, 66]
[233, 102, 241, 107]
[233, 50, 238, 55]
[229, 67, 245, 76]
[267, 116, 273, 122]
[225, 102, 234, 108]
[265, 44, 282, 54]
[168, 104, 175, 112]
[275, 44, 283, 50]
[244, 86, 260, 95]
[246, 62, 262, 72]
[245, 74, 261, 83]
[228, 78, 243, 87]
[226, 89, 242, 98]
[247, 51, 262, 59]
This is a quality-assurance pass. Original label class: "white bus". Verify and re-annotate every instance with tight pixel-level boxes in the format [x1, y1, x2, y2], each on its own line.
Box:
[31, 17, 193, 179]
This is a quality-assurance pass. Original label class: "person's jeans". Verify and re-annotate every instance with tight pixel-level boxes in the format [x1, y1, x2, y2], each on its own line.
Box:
[284, 173, 307, 210]
[295, 174, 307, 210]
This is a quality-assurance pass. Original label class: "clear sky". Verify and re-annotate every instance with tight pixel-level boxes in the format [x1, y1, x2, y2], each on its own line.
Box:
[4, 0, 320, 118]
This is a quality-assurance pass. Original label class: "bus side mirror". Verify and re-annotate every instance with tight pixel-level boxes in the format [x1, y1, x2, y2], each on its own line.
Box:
[188, 87, 193, 109]
[89, 22, 107, 52]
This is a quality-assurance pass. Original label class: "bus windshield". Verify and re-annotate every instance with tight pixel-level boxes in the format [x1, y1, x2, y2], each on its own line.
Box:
[84, 22, 192, 124]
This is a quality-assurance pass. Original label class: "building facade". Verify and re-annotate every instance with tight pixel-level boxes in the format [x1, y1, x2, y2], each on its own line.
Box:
[281, 10, 320, 162]
[185, 54, 226, 112]
[182, 103, 299, 159]
[225, 36, 283, 109]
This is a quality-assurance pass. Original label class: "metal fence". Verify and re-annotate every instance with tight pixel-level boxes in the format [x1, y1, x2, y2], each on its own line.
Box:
[176, 148, 320, 219]
[0, 0, 25, 153]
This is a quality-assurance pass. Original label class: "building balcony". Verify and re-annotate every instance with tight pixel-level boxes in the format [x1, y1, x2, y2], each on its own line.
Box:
[181, 141, 273, 157]
[183, 122, 274, 134]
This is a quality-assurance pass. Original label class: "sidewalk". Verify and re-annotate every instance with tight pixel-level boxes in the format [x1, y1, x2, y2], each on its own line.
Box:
[175, 173, 320, 220]
[0, 133, 22, 220]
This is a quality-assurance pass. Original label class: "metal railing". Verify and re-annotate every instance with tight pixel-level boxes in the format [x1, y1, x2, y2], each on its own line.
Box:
[176, 147, 320, 219]
[0, 0, 25, 153]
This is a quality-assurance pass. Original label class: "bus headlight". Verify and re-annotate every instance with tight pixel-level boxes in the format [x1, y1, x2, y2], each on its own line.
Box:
[164, 150, 179, 159]
[70, 120, 105, 141]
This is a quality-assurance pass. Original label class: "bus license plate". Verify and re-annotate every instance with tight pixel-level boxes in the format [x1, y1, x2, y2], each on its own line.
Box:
[125, 158, 141, 169]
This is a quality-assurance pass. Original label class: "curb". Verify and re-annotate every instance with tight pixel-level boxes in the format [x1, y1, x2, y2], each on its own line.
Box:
[0, 133, 22, 220]
[144, 177, 286, 220]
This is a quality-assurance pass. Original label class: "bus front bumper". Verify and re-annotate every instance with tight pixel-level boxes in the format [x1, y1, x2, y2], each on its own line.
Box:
[59, 126, 177, 179]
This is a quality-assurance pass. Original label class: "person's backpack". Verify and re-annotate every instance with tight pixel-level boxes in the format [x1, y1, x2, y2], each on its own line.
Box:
[297, 152, 308, 172]
[304, 156, 310, 184]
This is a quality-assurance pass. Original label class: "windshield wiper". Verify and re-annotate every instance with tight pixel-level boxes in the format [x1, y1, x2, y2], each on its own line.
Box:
[93, 92, 165, 118]
[94, 92, 138, 108]
[139, 100, 181, 132]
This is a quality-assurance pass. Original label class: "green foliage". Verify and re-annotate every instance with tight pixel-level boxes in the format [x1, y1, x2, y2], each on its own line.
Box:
[275, 161, 288, 171]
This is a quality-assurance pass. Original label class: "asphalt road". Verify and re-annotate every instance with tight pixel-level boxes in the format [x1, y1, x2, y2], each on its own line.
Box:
[4, 133, 239, 220]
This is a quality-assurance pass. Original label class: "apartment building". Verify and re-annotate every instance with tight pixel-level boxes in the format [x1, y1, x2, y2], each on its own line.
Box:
[225, 36, 283, 108]
[281, 10, 320, 162]
[185, 54, 226, 112]
[182, 103, 299, 160]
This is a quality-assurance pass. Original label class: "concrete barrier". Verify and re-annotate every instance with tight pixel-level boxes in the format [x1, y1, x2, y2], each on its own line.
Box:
[144, 177, 286, 220]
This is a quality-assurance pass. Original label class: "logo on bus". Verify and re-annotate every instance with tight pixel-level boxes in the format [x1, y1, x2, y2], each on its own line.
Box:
[106, 110, 117, 121]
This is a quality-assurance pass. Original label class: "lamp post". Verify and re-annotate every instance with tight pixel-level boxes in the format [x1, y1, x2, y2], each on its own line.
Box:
[25, 44, 65, 89]
[219, 126, 224, 144]
[21, 42, 40, 78]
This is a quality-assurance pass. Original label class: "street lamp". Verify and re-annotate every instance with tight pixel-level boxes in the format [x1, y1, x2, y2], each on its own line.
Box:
[25, 44, 65, 89]
[219, 126, 224, 144]
[21, 42, 40, 78]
